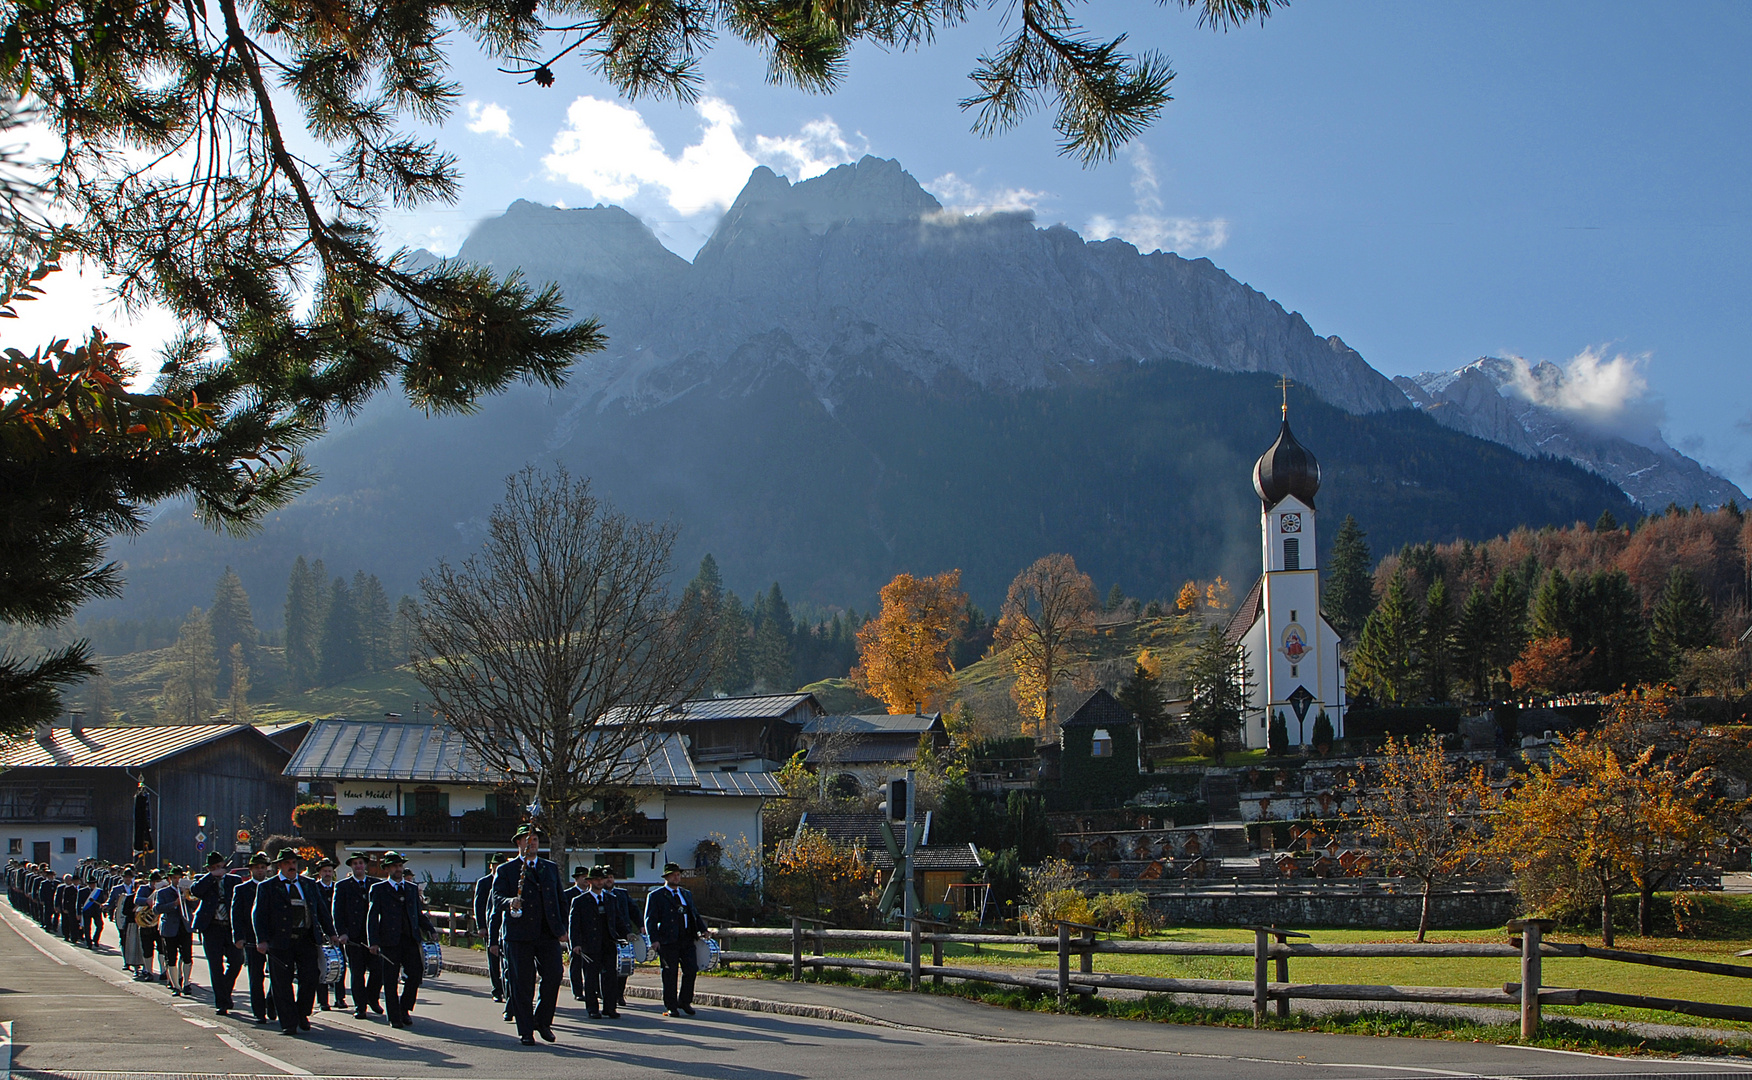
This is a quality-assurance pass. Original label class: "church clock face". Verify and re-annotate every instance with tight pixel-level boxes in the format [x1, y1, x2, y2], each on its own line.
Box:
[1280, 513, 1302, 534]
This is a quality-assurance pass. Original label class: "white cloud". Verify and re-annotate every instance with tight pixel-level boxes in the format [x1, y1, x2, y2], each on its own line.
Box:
[926, 173, 1049, 216]
[465, 101, 520, 146]
[1498, 346, 1667, 446]
[544, 96, 867, 219]
[1085, 144, 1228, 255]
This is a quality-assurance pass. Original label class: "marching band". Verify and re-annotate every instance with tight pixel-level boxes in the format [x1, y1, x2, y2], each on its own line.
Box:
[5, 828, 715, 1048]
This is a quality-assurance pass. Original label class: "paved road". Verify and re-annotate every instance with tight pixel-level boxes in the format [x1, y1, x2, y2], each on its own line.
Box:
[2, 901, 1748, 1080]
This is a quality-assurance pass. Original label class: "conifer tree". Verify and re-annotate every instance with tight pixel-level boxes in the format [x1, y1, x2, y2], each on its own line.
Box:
[712, 593, 753, 695]
[1322, 514, 1375, 641]
[1449, 585, 1497, 701]
[317, 578, 364, 687]
[1268, 711, 1290, 756]
[209, 567, 257, 692]
[1187, 626, 1250, 764]
[160, 608, 218, 724]
[1422, 578, 1452, 704]
[226, 644, 252, 723]
[284, 557, 323, 692]
[1116, 649, 1167, 743]
[354, 572, 393, 673]
[1487, 571, 1531, 689]
[1530, 568, 1573, 641]
[1104, 583, 1126, 613]
[1351, 571, 1419, 705]
[389, 596, 422, 667]
[1571, 570, 1649, 691]
[1651, 566, 1716, 676]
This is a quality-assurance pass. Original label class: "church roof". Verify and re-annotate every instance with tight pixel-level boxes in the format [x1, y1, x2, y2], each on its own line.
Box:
[1253, 420, 1321, 509]
[1223, 576, 1266, 646]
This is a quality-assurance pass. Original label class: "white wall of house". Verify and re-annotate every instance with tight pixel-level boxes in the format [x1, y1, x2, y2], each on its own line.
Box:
[661, 794, 763, 875]
[5, 826, 98, 877]
[333, 783, 490, 814]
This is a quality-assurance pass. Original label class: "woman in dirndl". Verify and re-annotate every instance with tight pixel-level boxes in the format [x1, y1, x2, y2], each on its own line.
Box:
[116, 871, 144, 973]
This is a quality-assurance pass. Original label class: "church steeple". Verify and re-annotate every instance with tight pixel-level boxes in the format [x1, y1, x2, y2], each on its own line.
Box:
[1252, 388, 1320, 509]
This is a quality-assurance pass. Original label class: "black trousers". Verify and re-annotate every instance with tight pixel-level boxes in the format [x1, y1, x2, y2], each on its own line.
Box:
[488, 944, 504, 997]
[160, 932, 193, 973]
[202, 932, 243, 1011]
[243, 943, 275, 1020]
[569, 947, 586, 997]
[376, 942, 422, 1024]
[345, 942, 381, 1010]
[505, 937, 562, 1038]
[655, 940, 698, 1010]
[577, 951, 615, 1013]
[266, 942, 320, 1032]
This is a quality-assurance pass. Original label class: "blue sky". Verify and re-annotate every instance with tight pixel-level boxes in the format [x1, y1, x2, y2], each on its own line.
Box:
[22, 1, 1752, 489]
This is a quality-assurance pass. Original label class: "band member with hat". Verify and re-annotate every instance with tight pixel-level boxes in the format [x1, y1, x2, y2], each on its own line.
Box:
[474, 852, 507, 1003]
[253, 847, 335, 1035]
[311, 858, 346, 1012]
[568, 865, 630, 1019]
[491, 824, 568, 1046]
[191, 851, 244, 1015]
[366, 852, 435, 1029]
[331, 852, 382, 1017]
[563, 865, 590, 1000]
[645, 862, 709, 1016]
[232, 853, 276, 1024]
[133, 870, 165, 982]
[154, 865, 195, 995]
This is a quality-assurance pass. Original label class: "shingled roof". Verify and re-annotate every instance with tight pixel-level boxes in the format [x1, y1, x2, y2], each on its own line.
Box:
[286, 720, 696, 788]
[1223, 575, 1266, 646]
[0, 724, 279, 770]
[1060, 688, 1137, 728]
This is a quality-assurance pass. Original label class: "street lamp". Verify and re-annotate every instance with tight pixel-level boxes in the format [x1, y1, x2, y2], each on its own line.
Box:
[195, 814, 208, 859]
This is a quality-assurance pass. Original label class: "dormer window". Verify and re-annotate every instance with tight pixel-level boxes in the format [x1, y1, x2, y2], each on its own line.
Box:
[1091, 728, 1113, 758]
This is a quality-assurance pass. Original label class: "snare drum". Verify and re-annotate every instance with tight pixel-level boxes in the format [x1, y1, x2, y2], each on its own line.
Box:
[631, 934, 650, 963]
[616, 941, 636, 978]
[693, 937, 721, 972]
[421, 941, 443, 979]
[320, 944, 345, 985]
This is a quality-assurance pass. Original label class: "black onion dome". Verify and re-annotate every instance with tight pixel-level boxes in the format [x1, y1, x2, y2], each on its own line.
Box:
[1253, 420, 1320, 509]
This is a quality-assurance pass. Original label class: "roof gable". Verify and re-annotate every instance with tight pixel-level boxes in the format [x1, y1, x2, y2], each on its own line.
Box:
[1060, 688, 1137, 728]
[1223, 575, 1266, 645]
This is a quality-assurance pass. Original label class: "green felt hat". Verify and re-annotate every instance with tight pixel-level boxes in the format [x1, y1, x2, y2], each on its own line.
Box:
[248, 851, 271, 866]
[273, 847, 302, 864]
[512, 824, 541, 840]
[379, 851, 407, 867]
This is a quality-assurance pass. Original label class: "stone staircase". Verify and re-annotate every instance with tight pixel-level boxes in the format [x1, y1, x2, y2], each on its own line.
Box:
[1200, 774, 1242, 822]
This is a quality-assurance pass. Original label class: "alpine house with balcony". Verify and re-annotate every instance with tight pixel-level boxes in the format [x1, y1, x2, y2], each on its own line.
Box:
[283, 718, 784, 884]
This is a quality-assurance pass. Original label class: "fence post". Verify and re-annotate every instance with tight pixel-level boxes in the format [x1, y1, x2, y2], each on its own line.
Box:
[1057, 922, 1071, 1007]
[932, 934, 943, 987]
[909, 917, 922, 991]
[1253, 928, 1269, 1027]
[448, 904, 459, 946]
[1511, 918, 1553, 1039]
[791, 916, 803, 982]
[1080, 927, 1094, 976]
[1274, 932, 1290, 1019]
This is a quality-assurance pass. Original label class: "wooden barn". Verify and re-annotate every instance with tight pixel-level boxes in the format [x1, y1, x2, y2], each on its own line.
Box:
[0, 723, 297, 873]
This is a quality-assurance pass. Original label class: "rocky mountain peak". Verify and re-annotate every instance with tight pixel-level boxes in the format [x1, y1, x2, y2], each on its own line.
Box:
[700, 156, 943, 256]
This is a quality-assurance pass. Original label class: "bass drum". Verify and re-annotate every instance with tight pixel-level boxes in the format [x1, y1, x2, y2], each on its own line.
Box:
[421, 941, 443, 979]
[630, 934, 650, 963]
[693, 937, 721, 972]
[616, 940, 636, 978]
[319, 945, 345, 985]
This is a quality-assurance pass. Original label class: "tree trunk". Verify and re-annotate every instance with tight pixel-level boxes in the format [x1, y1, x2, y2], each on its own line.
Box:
[551, 811, 571, 879]
[1599, 872, 1614, 947]
[1638, 884, 1655, 938]
[1417, 881, 1433, 943]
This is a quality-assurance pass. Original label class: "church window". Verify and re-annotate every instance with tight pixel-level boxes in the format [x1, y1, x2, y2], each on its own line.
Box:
[1091, 729, 1113, 757]
[1290, 610, 1297, 621]
[1284, 538, 1300, 569]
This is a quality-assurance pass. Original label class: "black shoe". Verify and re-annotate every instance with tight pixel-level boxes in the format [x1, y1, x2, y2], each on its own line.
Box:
[391, 1019, 407, 1029]
[401, 1016, 413, 1028]
[603, 1010, 619, 1019]
[681, 1005, 696, 1016]
[573, 993, 584, 1001]
[216, 1008, 229, 1017]
[280, 1028, 299, 1036]
[492, 992, 504, 1003]
[520, 1035, 535, 1046]
[503, 1013, 516, 1023]
[587, 1010, 601, 1019]
[539, 1028, 556, 1042]
[298, 1018, 312, 1031]
[662, 1009, 678, 1017]
[369, 1002, 385, 1015]
[320, 1002, 330, 1011]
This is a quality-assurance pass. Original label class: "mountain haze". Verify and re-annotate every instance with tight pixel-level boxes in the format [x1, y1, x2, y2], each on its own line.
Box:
[96, 158, 1636, 623]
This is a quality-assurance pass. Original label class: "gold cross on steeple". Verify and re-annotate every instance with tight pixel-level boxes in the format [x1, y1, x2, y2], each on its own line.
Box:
[1278, 376, 1292, 419]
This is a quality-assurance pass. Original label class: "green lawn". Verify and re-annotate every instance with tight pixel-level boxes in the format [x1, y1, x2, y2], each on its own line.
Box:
[719, 925, 1752, 1034]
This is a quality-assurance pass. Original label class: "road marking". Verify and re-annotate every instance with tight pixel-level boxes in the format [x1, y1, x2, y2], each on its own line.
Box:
[3, 1018, 14, 1080]
[181, 1016, 220, 1029]
[3, 916, 67, 965]
[215, 1033, 313, 1077]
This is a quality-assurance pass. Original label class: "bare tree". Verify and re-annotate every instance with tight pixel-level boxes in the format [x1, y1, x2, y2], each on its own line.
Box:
[411, 466, 711, 873]
[995, 554, 1098, 736]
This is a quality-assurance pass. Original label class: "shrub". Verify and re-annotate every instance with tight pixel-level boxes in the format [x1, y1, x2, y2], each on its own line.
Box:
[1087, 891, 1162, 937]
[291, 803, 339, 831]
[1189, 731, 1217, 758]
[1311, 710, 1334, 753]
[765, 829, 875, 926]
[353, 806, 391, 830]
[457, 808, 498, 833]
[1267, 712, 1289, 757]
[1026, 888, 1093, 934]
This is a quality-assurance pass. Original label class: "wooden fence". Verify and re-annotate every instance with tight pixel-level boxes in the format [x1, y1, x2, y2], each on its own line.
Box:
[712, 917, 1752, 1036]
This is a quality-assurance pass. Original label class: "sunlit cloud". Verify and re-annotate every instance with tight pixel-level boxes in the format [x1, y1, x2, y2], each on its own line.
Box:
[926, 172, 1049, 216]
[465, 101, 520, 146]
[1085, 144, 1228, 255]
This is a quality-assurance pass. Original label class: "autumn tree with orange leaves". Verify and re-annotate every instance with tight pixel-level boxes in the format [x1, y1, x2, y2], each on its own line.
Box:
[996, 554, 1098, 735]
[852, 570, 968, 715]
[1509, 636, 1587, 696]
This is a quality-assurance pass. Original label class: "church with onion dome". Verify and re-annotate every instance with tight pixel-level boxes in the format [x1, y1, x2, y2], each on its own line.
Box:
[1221, 397, 1348, 750]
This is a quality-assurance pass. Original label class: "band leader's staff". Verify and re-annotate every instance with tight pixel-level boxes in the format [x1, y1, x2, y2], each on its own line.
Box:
[252, 848, 335, 1036]
[491, 825, 568, 1046]
[331, 853, 383, 1018]
[473, 853, 507, 1004]
[366, 852, 435, 1029]
[644, 862, 711, 1017]
[190, 852, 243, 1016]
[567, 865, 629, 1019]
